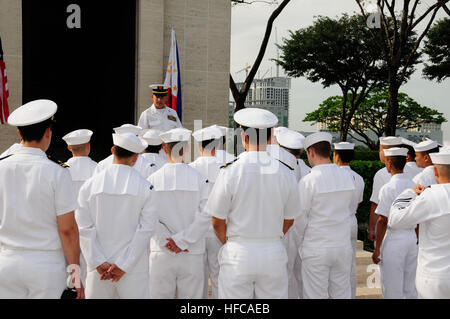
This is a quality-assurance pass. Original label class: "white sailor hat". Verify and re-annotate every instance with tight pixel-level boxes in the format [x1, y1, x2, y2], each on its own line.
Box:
[303, 132, 333, 150]
[400, 138, 417, 147]
[413, 139, 439, 152]
[380, 136, 402, 146]
[383, 147, 408, 157]
[8, 99, 57, 127]
[430, 149, 450, 165]
[142, 129, 163, 146]
[274, 127, 289, 138]
[213, 125, 228, 136]
[149, 84, 169, 95]
[334, 142, 355, 150]
[62, 129, 93, 146]
[114, 124, 143, 136]
[113, 132, 147, 153]
[192, 125, 224, 142]
[277, 129, 304, 150]
[159, 128, 192, 143]
[234, 108, 278, 129]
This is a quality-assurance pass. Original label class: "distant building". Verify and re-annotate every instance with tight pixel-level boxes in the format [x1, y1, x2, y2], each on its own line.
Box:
[230, 76, 291, 127]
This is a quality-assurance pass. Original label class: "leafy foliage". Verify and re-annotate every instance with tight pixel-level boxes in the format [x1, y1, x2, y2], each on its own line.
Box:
[423, 18, 450, 82]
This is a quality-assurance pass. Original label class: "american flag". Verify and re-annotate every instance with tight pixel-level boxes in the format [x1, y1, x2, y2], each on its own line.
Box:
[0, 36, 10, 125]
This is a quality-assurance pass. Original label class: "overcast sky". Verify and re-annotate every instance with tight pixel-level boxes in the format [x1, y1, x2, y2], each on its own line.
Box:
[230, 0, 450, 146]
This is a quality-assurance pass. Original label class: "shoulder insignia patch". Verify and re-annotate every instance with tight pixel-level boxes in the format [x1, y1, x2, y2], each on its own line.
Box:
[220, 158, 239, 169]
[0, 155, 13, 161]
[167, 115, 177, 122]
[47, 155, 70, 168]
[277, 159, 294, 171]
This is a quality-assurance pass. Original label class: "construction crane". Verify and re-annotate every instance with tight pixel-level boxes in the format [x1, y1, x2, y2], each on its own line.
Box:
[236, 63, 252, 78]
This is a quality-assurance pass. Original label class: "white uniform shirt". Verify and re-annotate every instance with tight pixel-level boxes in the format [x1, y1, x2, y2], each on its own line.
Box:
[148, 163, 210, 254]
[66, 156, 97, 196]
[137, 104, 182, 132]
[205, 151, 300, 240]
[340, 166, 365, 215]
[0, 147, 77, 250]
[376, 173, 416, 237]
[413, 165, 437, 187]
[141, 152, 167, 171]
[76, 164, 158, 273]
[389, 184, 450, 279]
[94, 154, 157, 179]
[370, 167, 391, 204]
[0, 143, 23, 158]
[215, 149, 236, 165]
[297, 164, 356, 248]
[267, 145, 301, 182]
[297, 158, 311, 179]
[404, 161, 423, 180]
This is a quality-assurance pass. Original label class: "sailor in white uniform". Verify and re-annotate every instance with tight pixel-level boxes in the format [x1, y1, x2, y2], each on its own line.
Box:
[76, 132, 158, 299]
[141, 129, 168, 171]
[213, 125, 236, 165]
[205, 108, 300, 299]
[94, 124, 157, 179]
[296, 132, 355, 299]
[138, 84, 182, 132]
[367, 137, 402, 242]
[372, 147, 418, 299]
[413, 139, 440, 187]
[401, 138, 423, 179]
[389, 149, 450, 299]
[62, 129, 97, 288]
[333, 142, 365, 299]
[190, 125, 225, 299]
[147, 128, 211, 299]
[269, 128, 305, 299]
[0, 100, 83, 299]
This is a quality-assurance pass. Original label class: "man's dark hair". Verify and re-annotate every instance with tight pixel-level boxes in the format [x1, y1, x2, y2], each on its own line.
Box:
[308, 141, 331, 158]
[221, 136, 226, 149]
[424, 147, 440, 155]
[201, 138, 220, 151]
[145, 144, 162, 154]
[113, 146, 136, 159]
[386, 156, 407, 171]
[401, 144, 416, 160]
[335, 149, 354, 164]
[241, 126, 272, 145]
[18, 119, 53, 142]
[166, 141, 188, 158]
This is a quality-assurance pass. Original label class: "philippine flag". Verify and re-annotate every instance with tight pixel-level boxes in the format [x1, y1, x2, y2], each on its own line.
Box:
[0, 36, 10, 125]
[164, 28, 182, 122]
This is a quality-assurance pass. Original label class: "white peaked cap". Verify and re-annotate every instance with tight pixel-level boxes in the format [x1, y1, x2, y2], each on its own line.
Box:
[400, 137, 417, 147]
[414, 139, 439, 152]
[383, 147, 408, 157]
[113, 124, 143, 136]
[149, 83, 169, 89]
[234, 108, 278, 129]
[430, 149, 450, 165]
[214, 125, 228, 136]
[192, 125, 224, 142]
[334, 142, 355, 150]
[159, 128, 192, 143]
[113, 132, 147, 153]
[62, 129, 93, 146]
[380, 136, 402, 146]
[274, 127, 289, 138]
[8, 99, 57, 127]
[142, 129, 163, 146]
[277, 129, 305, 149]
[303, 132, 333, 150]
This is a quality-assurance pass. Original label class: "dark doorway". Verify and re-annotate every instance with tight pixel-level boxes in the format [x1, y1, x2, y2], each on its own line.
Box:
[22, 0, 137, 162]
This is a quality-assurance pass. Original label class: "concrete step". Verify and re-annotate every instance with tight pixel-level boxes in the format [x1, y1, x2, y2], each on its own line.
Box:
[356, 240, 364, 250]
[356, 287, 383, 299]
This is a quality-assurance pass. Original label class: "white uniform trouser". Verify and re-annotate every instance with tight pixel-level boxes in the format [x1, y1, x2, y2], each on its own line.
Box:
[85, 270, 149, 299]
[301, 245, 352, 299]
[380, 230, 418, 299]
[218, 239, 288, 299]
[416, 274, 450, 299]
[149, 251, 204, 299]
[350, 215, 358, 299]
[283, 229, 302, 299]
[202, 237, 222, 299]
[0, 247, 67, 299]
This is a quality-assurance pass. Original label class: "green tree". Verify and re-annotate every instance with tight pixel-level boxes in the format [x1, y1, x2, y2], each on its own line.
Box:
[276, 14, 390, 142]
[423, 18, 450, 82]
[304, 88, 447, 150]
